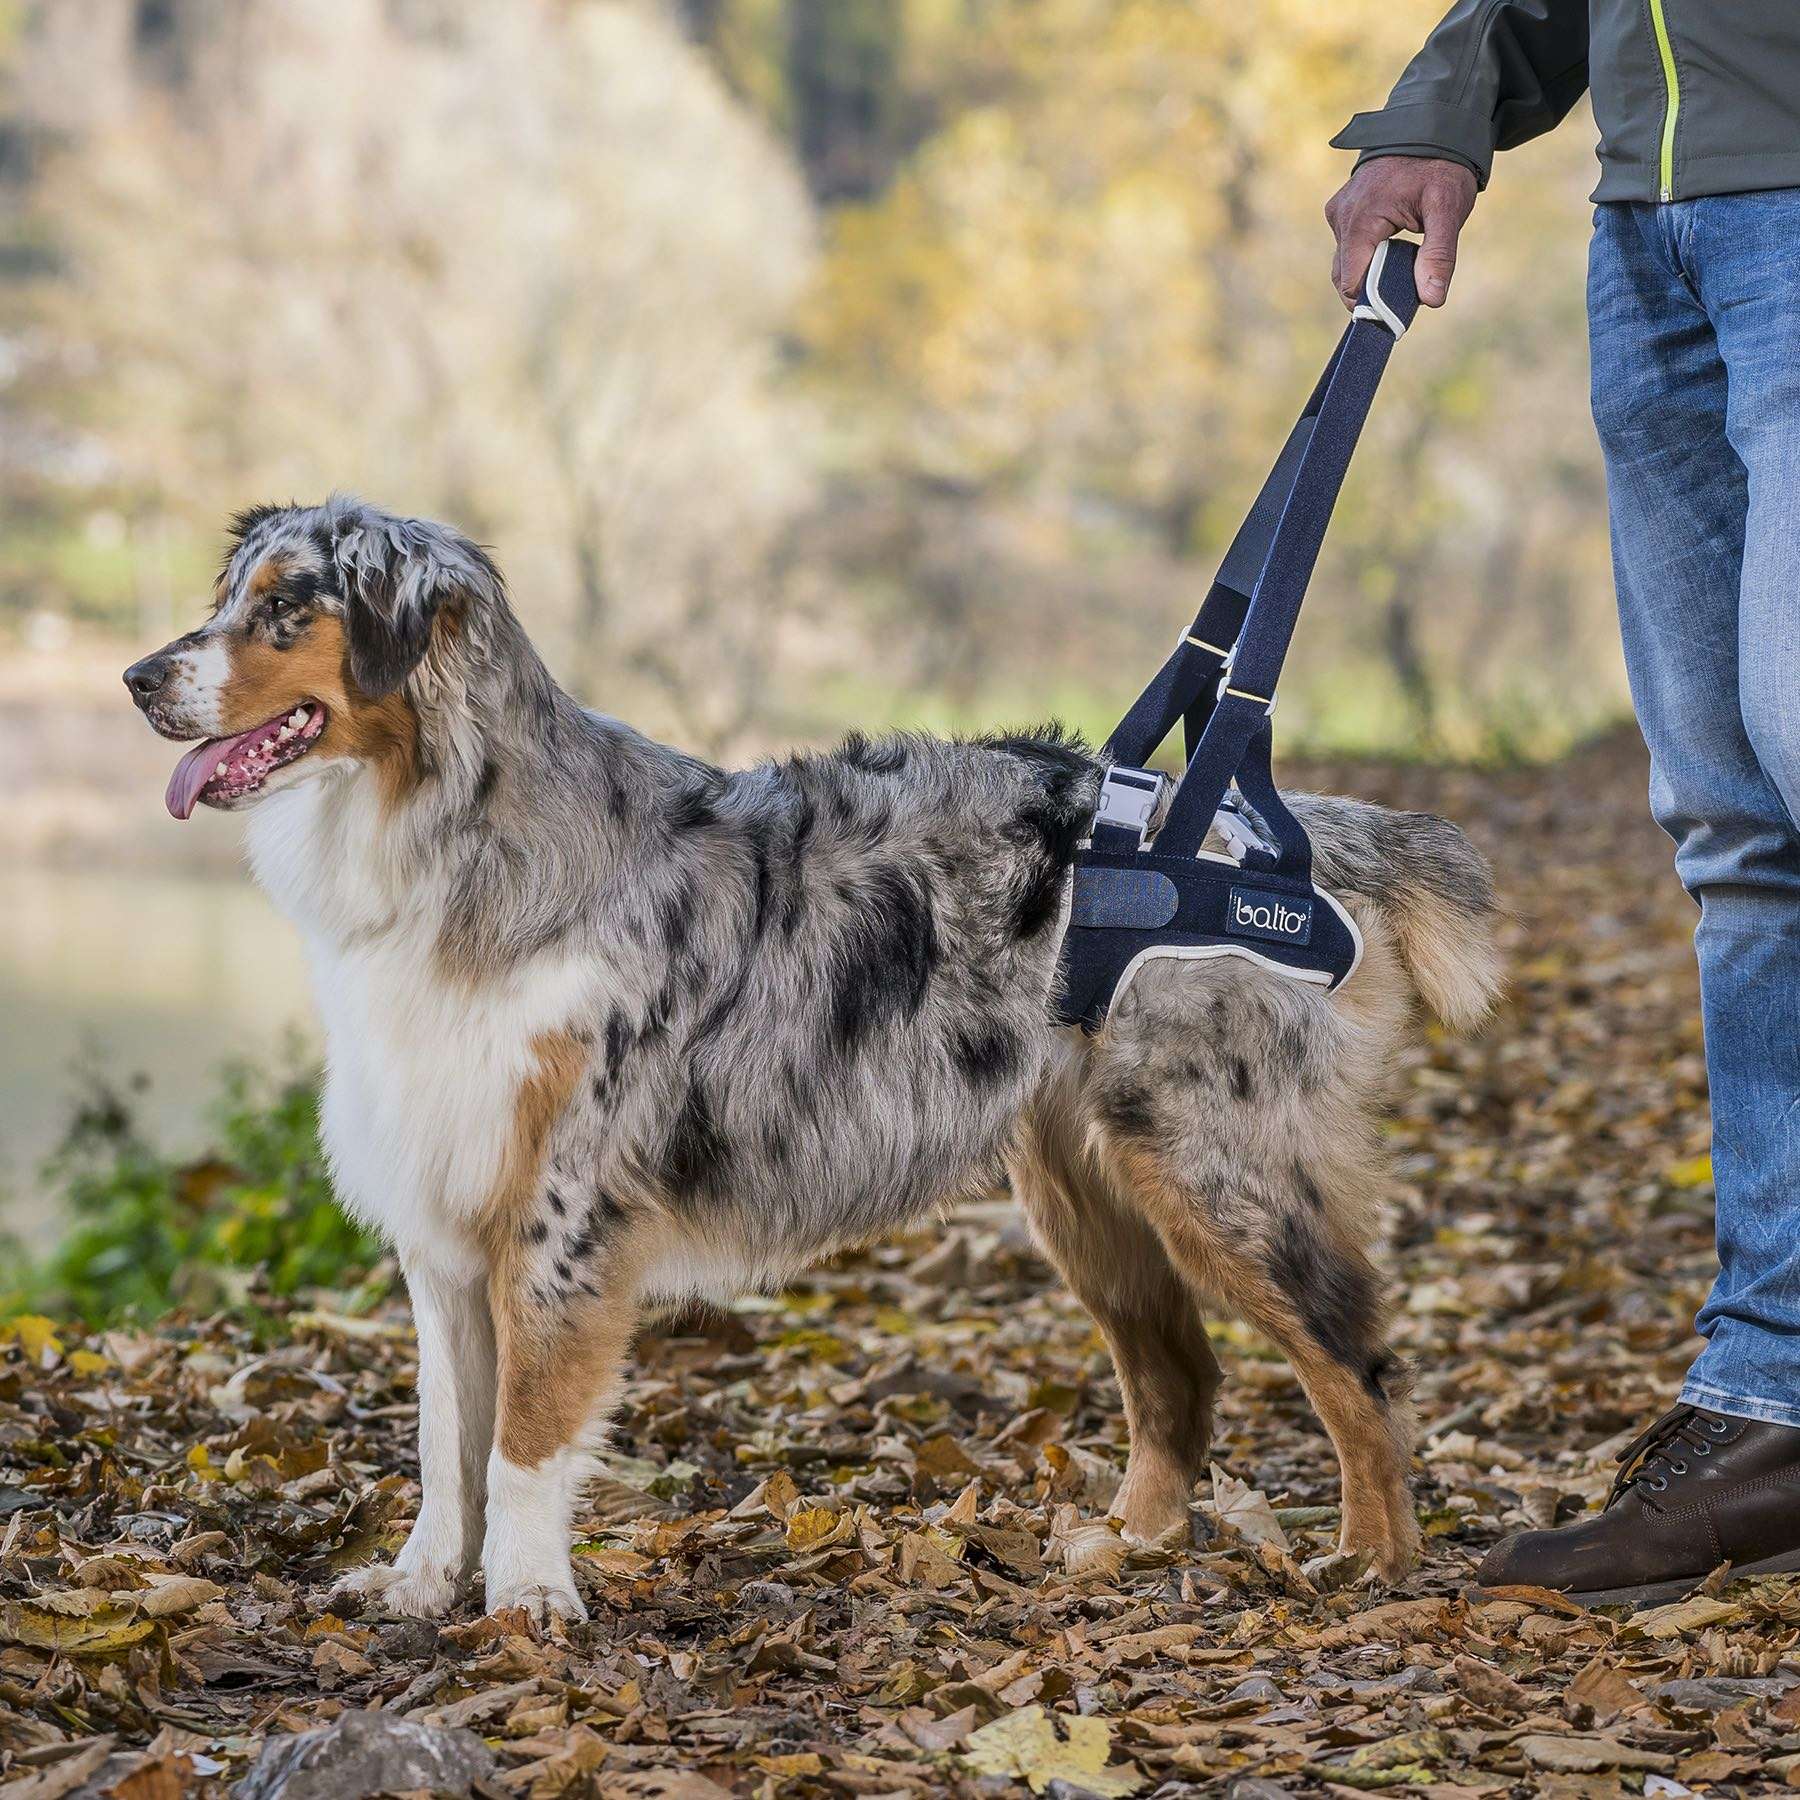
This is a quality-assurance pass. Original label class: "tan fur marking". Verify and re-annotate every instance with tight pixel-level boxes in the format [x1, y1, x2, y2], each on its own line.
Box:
[1010, 1041, 1220, 1545]
[1104, 1139, 1419, 1579]
[220, 614, 421, 809]
[495, 1304, 635, 1469]
[479, 1032, 635, 1470]
[479, 1031, 588, 1252]
[247, 557, 289, 601]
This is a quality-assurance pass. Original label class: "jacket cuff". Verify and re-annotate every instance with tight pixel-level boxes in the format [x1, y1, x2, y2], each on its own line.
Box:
[1330, 103, 1497, 187]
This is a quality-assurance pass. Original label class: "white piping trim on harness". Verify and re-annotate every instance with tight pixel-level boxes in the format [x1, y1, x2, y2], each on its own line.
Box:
[1351, 238, 1408, 338]
[1104, 852, 1366, 1010]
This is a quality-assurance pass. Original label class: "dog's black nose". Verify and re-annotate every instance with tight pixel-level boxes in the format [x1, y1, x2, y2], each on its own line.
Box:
[124, 654, 172, 702]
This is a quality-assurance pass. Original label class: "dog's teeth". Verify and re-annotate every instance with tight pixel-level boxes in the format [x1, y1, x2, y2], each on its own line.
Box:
[278, 725, 293, 741]
[290, 709, 308, 727]
[215, 762, 228, 777]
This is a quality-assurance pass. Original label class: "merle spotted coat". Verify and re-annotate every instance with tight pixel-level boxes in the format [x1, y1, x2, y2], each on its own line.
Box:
[123, 497, 1502, 1620]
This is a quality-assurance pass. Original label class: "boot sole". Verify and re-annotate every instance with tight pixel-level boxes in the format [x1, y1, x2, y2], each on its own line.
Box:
[1560, 1546, 1800, 1611]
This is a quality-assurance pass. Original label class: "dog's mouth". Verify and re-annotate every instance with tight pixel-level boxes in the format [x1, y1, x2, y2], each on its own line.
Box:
[165, 702, 328, 819]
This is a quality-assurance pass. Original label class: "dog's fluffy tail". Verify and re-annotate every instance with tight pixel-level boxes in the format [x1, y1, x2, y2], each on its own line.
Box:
[1283, 792, 1505, 1034]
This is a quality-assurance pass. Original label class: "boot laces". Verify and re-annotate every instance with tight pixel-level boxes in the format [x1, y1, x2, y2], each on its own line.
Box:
[1606, 1405, 1730, 1508]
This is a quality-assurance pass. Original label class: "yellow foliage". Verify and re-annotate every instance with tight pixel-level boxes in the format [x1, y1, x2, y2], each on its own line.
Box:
[808, 0, 1618, 753]
[0, 1315, 64, 1369]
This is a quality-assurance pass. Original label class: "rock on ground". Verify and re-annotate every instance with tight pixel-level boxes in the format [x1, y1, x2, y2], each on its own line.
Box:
[233, 1709, 497, 1799]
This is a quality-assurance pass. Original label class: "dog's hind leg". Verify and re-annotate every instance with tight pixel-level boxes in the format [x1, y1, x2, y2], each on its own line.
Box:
[1084, 963, 1420, 1581]
[1141, 1178, 1417, 1580]
[1013, 1039, 1222, 1546]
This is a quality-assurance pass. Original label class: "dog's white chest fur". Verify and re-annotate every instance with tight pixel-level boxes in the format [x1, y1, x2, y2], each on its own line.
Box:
[246, 780, 587, 1276]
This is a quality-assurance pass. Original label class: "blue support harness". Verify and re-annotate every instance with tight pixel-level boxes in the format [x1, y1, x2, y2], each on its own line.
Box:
[1054, 240, 1422, 1033]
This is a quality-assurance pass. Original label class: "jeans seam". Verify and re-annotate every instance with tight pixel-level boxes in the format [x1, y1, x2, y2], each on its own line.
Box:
[1680, 1378, 1800, 1429]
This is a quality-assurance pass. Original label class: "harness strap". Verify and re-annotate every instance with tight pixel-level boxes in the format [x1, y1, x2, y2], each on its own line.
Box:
[1054, 243, 1418, 1034]
[1148, 242, 1420, 862]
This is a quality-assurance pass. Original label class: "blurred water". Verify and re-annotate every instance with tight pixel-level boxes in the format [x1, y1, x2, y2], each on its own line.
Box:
[0, 864, 314, 1243]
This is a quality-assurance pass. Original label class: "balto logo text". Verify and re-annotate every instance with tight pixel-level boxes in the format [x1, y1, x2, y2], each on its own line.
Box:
[1226, 887, 1314, 945]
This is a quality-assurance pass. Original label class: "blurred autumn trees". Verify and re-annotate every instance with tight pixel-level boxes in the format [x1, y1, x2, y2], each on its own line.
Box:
[1, 0, 1621, 757]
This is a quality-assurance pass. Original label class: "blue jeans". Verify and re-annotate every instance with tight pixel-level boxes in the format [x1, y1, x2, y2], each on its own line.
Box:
[1589, 194, 1800, 1430]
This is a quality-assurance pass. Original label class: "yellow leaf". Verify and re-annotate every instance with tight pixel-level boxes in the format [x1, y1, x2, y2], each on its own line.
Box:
[785, 1505, 851, 1551]
[1, 1316, 64, 1369]
[1667, 1154, 1714, 1190]
[962, 1707, 1144, 1796]
[754, 1753, 824, 1777]
[0, 1599, 157, 1655]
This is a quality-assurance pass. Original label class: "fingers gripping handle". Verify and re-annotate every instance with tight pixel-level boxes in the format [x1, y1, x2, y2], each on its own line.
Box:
[1352, 238, 1421, 338]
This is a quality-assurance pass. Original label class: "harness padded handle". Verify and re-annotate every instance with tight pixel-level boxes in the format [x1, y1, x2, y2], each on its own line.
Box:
[1354, 238, 1422, 337]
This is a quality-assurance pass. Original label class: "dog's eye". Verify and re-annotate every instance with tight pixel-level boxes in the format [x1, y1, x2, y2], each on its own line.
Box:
[267, 594, 296, 618]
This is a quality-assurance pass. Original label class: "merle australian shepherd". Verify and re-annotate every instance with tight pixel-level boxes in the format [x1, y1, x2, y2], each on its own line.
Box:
[124, 497, 1501, 1622]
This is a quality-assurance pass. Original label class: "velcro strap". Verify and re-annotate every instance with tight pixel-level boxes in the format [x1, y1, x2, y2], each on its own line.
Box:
[1069, 866, 1180, 930]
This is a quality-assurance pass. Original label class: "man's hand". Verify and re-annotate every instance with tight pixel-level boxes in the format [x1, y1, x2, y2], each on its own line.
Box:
[1325, 156, 1479, 310]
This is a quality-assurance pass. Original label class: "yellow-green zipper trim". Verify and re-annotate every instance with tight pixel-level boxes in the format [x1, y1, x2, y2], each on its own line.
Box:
[1647, 0, 1681, 200]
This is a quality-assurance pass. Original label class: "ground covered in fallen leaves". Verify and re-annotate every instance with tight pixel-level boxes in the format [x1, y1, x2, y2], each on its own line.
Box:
[7, 730, 1798, 1799]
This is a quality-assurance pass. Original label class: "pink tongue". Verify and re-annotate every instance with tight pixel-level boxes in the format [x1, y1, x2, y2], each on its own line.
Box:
[166, 714, 282, 820]
[167, 738, 228, 820]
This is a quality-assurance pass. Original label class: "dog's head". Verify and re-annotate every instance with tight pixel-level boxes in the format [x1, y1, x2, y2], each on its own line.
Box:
[124, 497, 503, 818]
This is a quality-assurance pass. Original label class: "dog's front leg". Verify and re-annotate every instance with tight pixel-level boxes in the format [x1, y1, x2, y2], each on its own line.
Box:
[334, 1255, 496, 1618]
[481, 1266, 638, 1625]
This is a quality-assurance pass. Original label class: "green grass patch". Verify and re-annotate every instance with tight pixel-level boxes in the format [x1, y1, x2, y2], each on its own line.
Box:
[7, 1061, 385, 1326]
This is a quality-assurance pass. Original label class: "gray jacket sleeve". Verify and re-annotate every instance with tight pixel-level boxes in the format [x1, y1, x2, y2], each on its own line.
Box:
[1330, 0, 1590, 188]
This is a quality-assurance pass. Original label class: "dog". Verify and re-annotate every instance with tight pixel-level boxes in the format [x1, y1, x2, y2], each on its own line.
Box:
[123, 496, 1501, 1621]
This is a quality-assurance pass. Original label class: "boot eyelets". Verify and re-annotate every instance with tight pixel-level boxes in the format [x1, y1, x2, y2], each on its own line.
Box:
[1669, 1460, 1687, 1475]
[1648, 1476, 1668, 1491]
[1696, 1442, 1711, 1455]
[1709, 1419, 1729, 1434]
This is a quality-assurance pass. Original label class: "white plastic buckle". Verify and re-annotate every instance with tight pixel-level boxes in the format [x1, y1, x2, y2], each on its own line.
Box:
[1211, 803, 1270, 864]
[1094, 767, 1166, 838]
[1351, 239, 1408, 338]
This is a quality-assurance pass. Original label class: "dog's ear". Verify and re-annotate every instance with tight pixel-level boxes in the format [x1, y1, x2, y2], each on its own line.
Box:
[329, 507, 498, 698]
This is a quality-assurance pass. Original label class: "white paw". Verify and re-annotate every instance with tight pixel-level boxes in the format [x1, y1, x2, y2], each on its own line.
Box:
[484, 1579, 587, 1626]
[331, 1559, 465, 1619]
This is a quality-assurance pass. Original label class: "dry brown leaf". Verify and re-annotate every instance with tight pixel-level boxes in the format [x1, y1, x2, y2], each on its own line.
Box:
[0, 1738, 117, 1800]
[1209, 1465, 1290, 1552]
[1450, 1651, 1530, 1716]
[1630, 1594, 1743, 1639]
[1566, 1657, 1646, 1723]
[1515, 1733, 1673, 1774]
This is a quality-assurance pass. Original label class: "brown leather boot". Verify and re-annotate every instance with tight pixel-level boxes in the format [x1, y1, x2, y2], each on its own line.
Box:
[1475, 1404, 1800, 1608]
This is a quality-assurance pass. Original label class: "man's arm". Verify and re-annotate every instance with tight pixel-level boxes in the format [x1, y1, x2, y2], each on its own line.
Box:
[1325, 0, 1590, 308]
